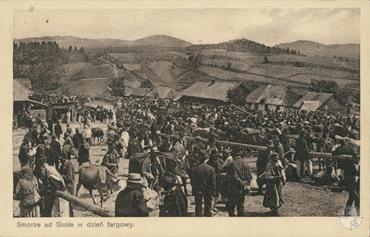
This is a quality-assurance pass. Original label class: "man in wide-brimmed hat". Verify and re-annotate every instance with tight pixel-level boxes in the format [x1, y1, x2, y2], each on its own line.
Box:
[259, 151, 286, 216]
[294, 130, 310, 180]
[102, 142, 120, 175]
[141, 146, 163, 188]
[272, 136, 285, 167]
[190, 152, 216, 217]
[207, 149, 223, 213]
[224, 146, 252, 217]
[115, 173, 149, 217]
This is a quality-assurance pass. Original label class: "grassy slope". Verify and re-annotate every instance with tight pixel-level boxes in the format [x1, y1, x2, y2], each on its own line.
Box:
[59, 47, 359, 96]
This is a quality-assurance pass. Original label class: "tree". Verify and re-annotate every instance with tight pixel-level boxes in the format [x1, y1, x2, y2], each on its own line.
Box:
[224, 61, 232, 70]
[227, 86, 248, 106]
[110, 79, 125, 96]
[310, 79, 339, 94]
[13, 40, 66, 90]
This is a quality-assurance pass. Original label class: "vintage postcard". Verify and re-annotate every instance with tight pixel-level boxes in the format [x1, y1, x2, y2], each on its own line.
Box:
[0, 0, 369, 236]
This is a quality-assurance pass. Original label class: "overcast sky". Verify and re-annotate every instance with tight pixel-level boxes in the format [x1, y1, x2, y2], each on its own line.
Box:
[14, 8, 360, 46]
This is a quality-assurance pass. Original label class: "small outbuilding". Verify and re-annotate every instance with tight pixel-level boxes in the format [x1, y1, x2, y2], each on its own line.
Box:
[292, 92, 346, 112]
[245, 85, 299, 111]
[179, 81, 239, 103]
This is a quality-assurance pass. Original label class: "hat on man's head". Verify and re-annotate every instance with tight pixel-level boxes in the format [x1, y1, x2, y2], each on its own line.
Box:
[269, 151, 279, 161]
[270, 151, 279, 157]
[127, 173, 144, 185]
[224, 147, 232, 154]
[151, 146, 160, 153]
[233, 146, 243, 156]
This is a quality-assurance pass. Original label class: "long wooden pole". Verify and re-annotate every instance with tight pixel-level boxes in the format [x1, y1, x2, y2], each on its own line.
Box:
[161, 134, 353, 160]
[55, 190, 114, 217]
[230, 104, 256, 118]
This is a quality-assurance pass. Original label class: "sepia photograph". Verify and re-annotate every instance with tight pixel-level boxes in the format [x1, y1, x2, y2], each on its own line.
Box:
[11, 7, 362, 220]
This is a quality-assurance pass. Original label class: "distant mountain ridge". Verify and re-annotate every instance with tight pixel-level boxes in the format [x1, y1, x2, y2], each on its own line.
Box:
[15, 35, 192, 49]
[275, 40, 359, 58]
[186, 38, 286, 54]
[15, 36, 359, 59]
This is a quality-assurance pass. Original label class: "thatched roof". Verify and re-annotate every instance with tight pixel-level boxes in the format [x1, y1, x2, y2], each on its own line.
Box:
[245, 85, 296, 106]
[130, 87, 152, 97]
[123, 87, 134, 97]
[125, 86, 178, 99]
[152, 87, 178, 99]
[180, 81, 239, 102]
[66, 78, 112, 97]
[13, 78, 33, 101]
[292, 92, 333, 110]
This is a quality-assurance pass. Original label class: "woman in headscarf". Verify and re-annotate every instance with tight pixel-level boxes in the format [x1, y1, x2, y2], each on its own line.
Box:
[259, 152, 286, 216]
[40, 163, 70, 217]
[82, 123, 92, 145]
[14, 166, 41, 217]
[158, 158, 188, 217]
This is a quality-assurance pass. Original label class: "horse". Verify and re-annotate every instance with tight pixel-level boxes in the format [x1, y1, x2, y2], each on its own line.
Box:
[91, 127, 104, 145]
[76, 164, 121, 207]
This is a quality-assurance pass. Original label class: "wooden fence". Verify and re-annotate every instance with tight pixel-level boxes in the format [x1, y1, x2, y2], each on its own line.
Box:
[55, 136, 353, 217]
[55, 191, 114, 217]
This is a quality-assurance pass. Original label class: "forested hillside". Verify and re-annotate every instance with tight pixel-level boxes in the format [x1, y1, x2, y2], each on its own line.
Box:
[13, 41, 88, 90]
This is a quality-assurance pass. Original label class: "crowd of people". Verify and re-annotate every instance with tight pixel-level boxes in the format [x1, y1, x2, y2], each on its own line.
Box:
[29, 93, 89, 106]
[14, 96, 360, 218]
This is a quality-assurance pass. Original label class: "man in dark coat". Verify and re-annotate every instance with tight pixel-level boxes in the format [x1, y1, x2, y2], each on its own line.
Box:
[49, 135, 61, 167]
[102, 143, 120, 174]
[72, 128, 84, 150]
[207, 149, 223, 211]
[54, 121, 63, 141]
[34, 139, 52, 180]
[58, 151, 75, 216]
[59, 151, 76, 195]
[273, 137, 286, 166]
[115, 173, 149, 217]
[126, 133, 142, 160]
[294, 131, 310, 180]
[18, 137, 31, 167]
[64, 124, 72, 138]
[256, 141, 273, 194]
[225, 147, 252, 216]
[78, 139, 90, 165]
[190, 153, 216, 217]
[341, 155, 360, 216]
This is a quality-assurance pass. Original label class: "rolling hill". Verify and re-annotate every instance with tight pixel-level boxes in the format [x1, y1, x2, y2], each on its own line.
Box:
[133, 35, 191, 48]
[15, 35, 192, 49]
[14, 35, 360, 104]
[275, 40, 360, 59]
[186, 38, 286, 54]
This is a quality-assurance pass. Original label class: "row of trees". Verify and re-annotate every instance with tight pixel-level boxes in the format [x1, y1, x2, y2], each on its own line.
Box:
[310, 79, 359, 105]
[284, 47, 305, 56]
[226, 79, 359, 107]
